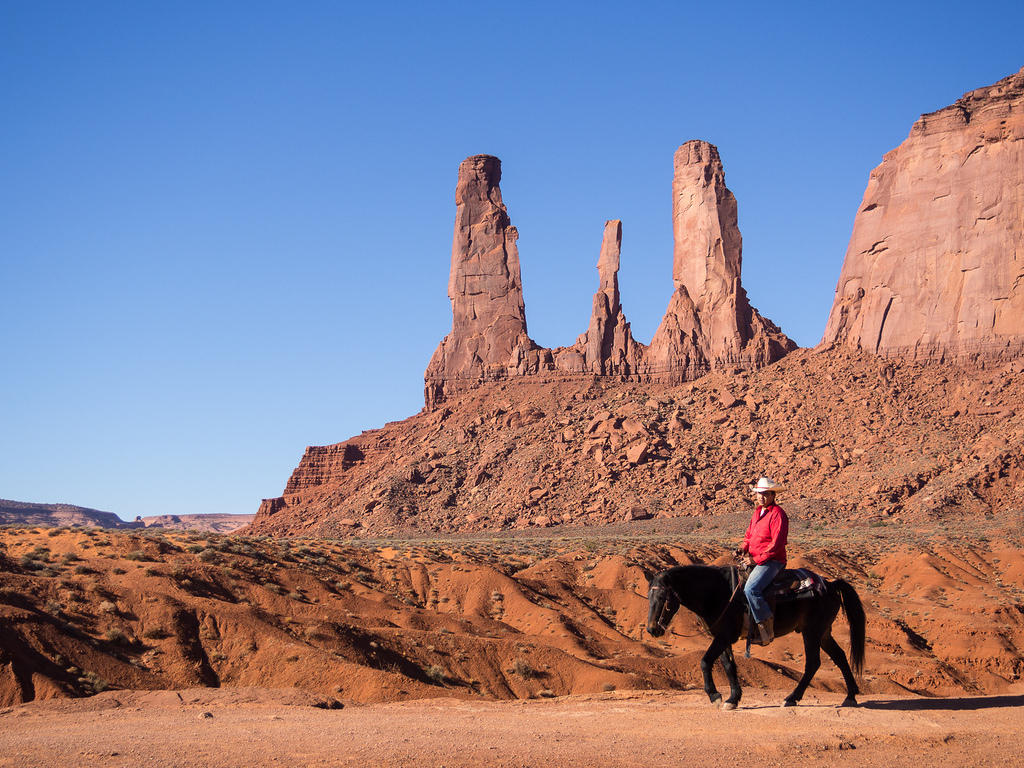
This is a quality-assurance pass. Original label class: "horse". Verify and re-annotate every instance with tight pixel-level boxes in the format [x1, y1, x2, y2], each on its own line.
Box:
[646, 565, 865, 710]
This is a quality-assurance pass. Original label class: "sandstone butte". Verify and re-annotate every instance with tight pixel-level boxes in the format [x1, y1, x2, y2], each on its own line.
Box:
[253, 68, 1024, 538]
[424, 140, 795, 408]
[822, 66, 1024, 361]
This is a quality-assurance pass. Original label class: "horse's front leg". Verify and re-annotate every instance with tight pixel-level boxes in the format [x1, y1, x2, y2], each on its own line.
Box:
[718, 645, 742, 709]
[783, 630, 822, 706]
[699, 634, 731, 707]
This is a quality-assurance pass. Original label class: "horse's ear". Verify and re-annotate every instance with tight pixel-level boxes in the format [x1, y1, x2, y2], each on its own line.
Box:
[642, 568, 655, 584]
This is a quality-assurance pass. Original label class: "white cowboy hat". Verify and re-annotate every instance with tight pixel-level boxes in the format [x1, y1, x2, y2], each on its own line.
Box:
[750, 477, 782, 495]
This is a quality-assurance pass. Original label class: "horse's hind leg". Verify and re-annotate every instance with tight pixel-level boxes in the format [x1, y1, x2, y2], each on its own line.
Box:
[783, 630, 822, 707]
[821, 633, 859, 706]
[719, 646, 742, 710]
[699, 635, 730, 706]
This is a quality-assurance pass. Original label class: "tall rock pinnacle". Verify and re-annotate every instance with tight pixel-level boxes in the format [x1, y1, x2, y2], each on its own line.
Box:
[424, 155, 546, 407]
[649, 141, 794, 379]
[823, 67, 1024, 361]
[578, 220, 643, 375]
[425, 146, 794, 406]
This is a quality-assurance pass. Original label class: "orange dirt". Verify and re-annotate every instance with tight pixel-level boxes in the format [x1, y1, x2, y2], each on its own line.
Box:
[2, 524, 1022, 710]
[2, 687, 1023, 768]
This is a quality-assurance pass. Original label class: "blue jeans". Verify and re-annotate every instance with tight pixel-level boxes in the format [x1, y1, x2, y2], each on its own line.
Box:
[745, 560, 784, 624]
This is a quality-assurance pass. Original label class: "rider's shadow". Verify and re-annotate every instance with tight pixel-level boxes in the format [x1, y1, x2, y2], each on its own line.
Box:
[861, 695, 1024, 711]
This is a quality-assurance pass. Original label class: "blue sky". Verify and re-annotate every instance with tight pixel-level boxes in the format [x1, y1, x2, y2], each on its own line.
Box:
[2, 1, 1021, 518]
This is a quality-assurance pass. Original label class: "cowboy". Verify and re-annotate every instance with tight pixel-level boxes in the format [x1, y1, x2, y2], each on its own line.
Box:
[739, 477, 789, 644]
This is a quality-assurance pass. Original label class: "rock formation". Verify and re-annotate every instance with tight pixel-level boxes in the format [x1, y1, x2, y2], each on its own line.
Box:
[553, 220, 645, 376]
[648, 141, 794, 380]
[823, 66, 1024, 361]
[424, 155, 550, 408]
[425, 143, 793, 405]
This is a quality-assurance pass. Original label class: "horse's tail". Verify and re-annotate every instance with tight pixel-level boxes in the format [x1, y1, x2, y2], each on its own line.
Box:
[832, 579, 865, 676]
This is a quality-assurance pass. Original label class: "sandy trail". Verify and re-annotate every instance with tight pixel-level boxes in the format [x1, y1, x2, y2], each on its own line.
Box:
[2, 688, 1023, 768]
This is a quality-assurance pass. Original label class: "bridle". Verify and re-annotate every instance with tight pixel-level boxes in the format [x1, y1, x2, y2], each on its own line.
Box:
[647, 582, 680, 634]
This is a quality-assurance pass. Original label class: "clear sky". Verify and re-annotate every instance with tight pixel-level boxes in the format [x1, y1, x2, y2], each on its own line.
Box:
[2, 1, 1021, 519]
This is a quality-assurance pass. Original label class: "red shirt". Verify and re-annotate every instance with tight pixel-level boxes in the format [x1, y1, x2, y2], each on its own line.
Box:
[743, 504, 788, 565]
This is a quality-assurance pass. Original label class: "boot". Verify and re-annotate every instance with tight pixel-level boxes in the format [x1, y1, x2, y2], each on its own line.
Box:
[757, 617, 774, 645]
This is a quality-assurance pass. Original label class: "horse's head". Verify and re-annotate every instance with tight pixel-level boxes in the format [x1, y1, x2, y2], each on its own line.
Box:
[646, 570, 680, 638]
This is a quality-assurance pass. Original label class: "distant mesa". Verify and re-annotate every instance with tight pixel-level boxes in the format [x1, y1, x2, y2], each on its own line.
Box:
[0, 498, 252, 533]
[424, 141, 795, 407]
[822, 66, 1024, 362]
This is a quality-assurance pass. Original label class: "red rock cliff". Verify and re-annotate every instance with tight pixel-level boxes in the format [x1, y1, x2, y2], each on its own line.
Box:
[823, 67, 1024, 361]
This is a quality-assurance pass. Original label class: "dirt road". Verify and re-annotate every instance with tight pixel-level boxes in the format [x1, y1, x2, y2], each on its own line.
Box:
[2, 687, 1023, 768]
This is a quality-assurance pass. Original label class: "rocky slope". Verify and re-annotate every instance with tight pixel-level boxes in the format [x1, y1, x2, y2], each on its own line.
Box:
[255, 348, 1023, 538]
[823, 66, 1024, 361]
[425, 141, 794, 407]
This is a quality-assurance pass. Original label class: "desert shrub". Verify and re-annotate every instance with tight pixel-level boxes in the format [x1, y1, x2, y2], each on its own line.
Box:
[142, 627, 170, 640]
[513, 659, 539, 679]
[99, 600, 118, 614]
[83, 671, 109, 692]
[186, 544, 204, 554]
[61, 552, 81, 564]
[197, 549, 218, 563]
[287, 591, 305, 601]
[72, 565, 94, 575]
[18, 555, 43, 571]
[124, 550, 150, 562]
[45, 600, 63, 615]
[266, 583, 287, 595]
[426, 665, 445, 683]
[143, 567, 162, 577]
[111, 567, 127, 575]
[104, 628, 128, 644]
[47, 528, 63, 537]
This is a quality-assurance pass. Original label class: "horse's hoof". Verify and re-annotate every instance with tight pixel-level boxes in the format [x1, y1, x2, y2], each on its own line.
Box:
[782, 699, 798, 707]
[708, 693, 722, 705]
[721, 701, 737, 711]
[840, 697, 859, 708]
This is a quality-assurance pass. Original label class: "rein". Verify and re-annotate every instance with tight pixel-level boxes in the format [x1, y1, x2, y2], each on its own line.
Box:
[649, 581, 714, 639]
[709, 566, 747, 635]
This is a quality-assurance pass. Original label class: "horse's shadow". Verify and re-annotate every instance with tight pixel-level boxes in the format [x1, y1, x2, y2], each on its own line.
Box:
[861, 695, 1024, 711]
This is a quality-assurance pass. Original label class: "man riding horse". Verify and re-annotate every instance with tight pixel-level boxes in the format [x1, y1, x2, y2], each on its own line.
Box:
[739, 477, 789, 645]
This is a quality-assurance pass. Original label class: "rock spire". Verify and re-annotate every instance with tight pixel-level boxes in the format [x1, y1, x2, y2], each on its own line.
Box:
[425, 144, 794, 406]
[424, 155, 548, 407]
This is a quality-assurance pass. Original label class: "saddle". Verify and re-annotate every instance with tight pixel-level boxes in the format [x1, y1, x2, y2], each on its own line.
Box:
[764, 568, 828, 602]
[721, 566, 829, 656]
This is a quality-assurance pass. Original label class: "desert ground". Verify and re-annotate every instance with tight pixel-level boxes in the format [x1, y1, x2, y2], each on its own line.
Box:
[2, 687, 1024, 768]
[2, 518, 1024, 765]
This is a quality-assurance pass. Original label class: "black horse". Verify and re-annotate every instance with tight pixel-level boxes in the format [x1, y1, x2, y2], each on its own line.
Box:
[646, 565, 865, 710]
